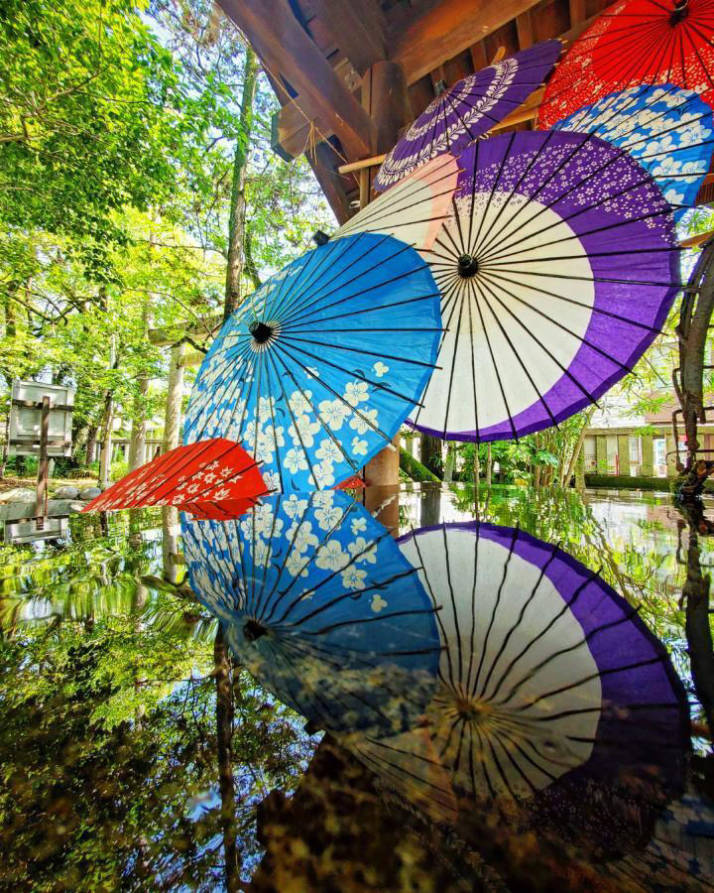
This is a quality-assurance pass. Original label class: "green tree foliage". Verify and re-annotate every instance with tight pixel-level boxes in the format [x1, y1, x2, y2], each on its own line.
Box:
[0, 0, 182, 278]
[0, 512, 318, 890]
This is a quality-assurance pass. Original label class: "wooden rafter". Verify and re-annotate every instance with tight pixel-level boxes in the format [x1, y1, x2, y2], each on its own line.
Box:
[218, 0, 375, 160]
[389, 0, 543, 85]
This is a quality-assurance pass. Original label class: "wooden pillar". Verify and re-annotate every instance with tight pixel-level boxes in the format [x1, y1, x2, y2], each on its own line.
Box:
[361, 61, 413, 488]
[641, 435, 654, 476]
[35, 396, 50, 525]
[617, 434, 629, 477]
[163, 342, 186, 453]
[595, 435, 608, 475]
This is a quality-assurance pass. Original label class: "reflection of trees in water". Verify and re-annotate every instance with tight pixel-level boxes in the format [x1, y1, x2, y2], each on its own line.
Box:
[0, 509, 318, 890]
[675, 496, 714, 737]
[0, 610, 316, 890]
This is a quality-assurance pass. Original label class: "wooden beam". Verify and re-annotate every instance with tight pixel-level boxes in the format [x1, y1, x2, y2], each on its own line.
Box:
[305, 0, 386, 75]
[568, 0, 588, 28]
[389, 0, 543, 85]
[218, 0, 375, 160]
[515, 11, 534, 49]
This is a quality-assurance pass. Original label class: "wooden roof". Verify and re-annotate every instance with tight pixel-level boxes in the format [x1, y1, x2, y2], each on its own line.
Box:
[216, 0, 702, 223]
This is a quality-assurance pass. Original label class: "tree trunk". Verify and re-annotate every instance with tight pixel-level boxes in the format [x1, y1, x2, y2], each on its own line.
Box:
[562, 412, 591, 487]
[163, 342, 186, 453]
[129, 298, 152, 470]
[443, 442, 455, 483]
[98, 334, 118, 487]
[98, 391, 114, 487]
[161, 506, 181, 585]
[214, 626, 241, 893]
[675, 237, 714, 470]
[683, 529, 714, 734]
[224, 47, 259, 321]
[420, 433, 442, 479]
[128, 375, 149, 471]
[84, 425, 98, 467]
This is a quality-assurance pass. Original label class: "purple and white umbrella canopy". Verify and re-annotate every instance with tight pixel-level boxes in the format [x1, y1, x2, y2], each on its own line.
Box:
[374, 40, 562, 192]
[408, 130, 680, 441]
[346, 523, 688, 840]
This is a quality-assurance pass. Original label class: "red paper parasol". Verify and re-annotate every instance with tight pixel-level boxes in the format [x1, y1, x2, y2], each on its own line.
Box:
[538, 0, 714, 129]
[81, 438, 268, 513]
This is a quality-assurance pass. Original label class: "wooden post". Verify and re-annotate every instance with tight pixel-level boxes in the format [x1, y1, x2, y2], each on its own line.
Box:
[641, 435, 654, 477]
[35, 396, 50, 527]
[361, 61, 413, 488]
[617, 434, 630, 477]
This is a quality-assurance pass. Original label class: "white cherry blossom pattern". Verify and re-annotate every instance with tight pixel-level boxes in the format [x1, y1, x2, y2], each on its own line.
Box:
[183, 233, 441, 492]
[180, 491, 442, 737]
[553, 84, 713, 220]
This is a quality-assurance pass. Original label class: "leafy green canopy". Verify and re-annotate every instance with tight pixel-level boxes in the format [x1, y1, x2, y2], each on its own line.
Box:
[0, 0, 181, 279]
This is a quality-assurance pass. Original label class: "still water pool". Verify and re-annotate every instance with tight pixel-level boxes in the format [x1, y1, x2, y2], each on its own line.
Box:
[1, 483, 712, 891]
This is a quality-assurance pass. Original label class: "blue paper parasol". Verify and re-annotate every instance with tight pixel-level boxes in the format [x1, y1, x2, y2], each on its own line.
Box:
[181, 490, 441, 735]
[552, 84, 713, 219]
[183, 233, 441, 492]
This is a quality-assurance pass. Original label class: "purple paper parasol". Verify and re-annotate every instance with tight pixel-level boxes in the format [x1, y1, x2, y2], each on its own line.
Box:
[409, 130, 680, 441]
[374, 40, 562, 192]
[347, 522, 688, 854]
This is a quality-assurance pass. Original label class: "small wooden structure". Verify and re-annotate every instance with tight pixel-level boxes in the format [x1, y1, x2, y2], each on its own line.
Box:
[8, 380, 74, 523]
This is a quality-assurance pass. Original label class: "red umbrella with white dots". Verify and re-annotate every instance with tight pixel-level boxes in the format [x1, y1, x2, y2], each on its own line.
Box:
[81, 438, 268, 513]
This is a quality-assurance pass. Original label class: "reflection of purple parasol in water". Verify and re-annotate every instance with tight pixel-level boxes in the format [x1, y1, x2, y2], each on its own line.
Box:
[374, 40, 562, 192]
[407, 131, 680, 441]
[347, 522, 688, 855]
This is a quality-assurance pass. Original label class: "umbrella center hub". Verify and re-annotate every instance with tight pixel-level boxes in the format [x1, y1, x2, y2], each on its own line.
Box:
[455, 695, 491, 723]
[250, 321, 275, 344]
[457, 254, 479, 278]
[670, 0, 688, 23]
[243, 618, 268, 641]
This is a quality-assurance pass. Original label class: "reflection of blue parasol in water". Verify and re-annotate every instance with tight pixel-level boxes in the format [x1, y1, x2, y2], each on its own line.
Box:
[183, 233, 441, 492]
[181, 491, 441, 735]
[347, 522, 688, 852]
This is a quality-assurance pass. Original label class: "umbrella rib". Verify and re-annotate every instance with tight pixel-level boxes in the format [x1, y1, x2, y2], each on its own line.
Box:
[442, 524, 465, 689]
[275, 337, 431, 409]
[471, 527, 519, 698]
[190, 344, 258, 443]
[681, 21, 714, 93]
[479, 545, 560, 701]
[477, 268, 635, 380]
[412, 273, 465, 427]
[410, 532, 459, 693]
[281, 334, 442, 370]
[301, 605, 440, 638]
[273, 233, 382, 322]
[482, 267, 663, 334]
[497, 609, 649, 710]
[270, 345, 392, 443]
[441, 278, 470, 438]
[266, 343, 361, 478]
[474, 277, 560, 430]
[277, 236, 414, 329]
[279, 284, 442, 334]
[466, 283, 481, 442]
[274, 537, 411, 626]
[260, 499, 357, 621]
[477, 186, 672, 270]
[489, 566, 600, 706]
[469, 276, 519, 440]
[471, 133, 594, 261]
[265, 347, 325, 490]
